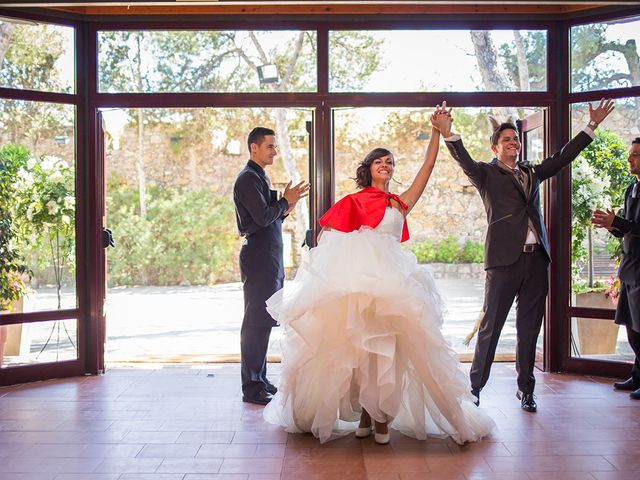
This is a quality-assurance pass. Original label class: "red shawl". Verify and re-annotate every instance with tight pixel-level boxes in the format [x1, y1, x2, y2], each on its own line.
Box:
[319, 187, 410, 242]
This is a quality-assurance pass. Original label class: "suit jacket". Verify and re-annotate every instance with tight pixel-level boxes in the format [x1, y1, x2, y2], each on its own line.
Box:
[611, 181, 640, 285]
[233, 160, 289, 327]
[445, 131, 593, 270]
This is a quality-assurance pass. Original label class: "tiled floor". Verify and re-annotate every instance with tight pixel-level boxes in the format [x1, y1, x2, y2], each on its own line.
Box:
[1, 362, 639, 480]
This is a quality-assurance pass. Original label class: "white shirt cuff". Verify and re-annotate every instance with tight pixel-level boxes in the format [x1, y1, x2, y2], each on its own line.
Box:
[444, 133, 461, 142]
[582, 126, 596, 139]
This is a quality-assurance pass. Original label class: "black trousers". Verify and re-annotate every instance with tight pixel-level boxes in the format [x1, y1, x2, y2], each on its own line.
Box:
[240, 323, 272, 398]
[470, 248, 549, 394]
[615, 282, 640, 384]
[624, 326, 640, 385]
[239, 240, 282, 398]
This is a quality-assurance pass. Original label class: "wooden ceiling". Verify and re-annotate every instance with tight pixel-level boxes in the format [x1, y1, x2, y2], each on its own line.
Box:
[5, 1, 637, 17]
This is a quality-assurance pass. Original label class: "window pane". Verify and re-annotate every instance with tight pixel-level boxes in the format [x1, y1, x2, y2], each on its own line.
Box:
[0, 319, 78, 368]
[0, 19, 74, 94]
[103, 107, 311, 361]
[0, 99, 77, 313]
[98, 30, 317, 93]
[333, 106, 539, 358]
[571, 17, 640, 93]
[329, 30, 547, 92]
[570, 99, 638, 306]
[570, 316, 633, 362]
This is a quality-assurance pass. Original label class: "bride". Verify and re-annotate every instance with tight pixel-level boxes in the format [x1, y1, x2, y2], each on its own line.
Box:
[263, 104, 494, 445]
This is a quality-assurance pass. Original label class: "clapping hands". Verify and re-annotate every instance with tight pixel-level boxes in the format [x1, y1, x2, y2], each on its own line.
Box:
[282, 180, 310, 214]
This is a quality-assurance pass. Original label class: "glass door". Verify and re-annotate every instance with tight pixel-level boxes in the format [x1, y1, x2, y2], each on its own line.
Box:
[519, 109, 548, 371]
[100, 107, 313, 364]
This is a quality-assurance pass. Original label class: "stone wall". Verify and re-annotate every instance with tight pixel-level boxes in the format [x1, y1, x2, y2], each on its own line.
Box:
[426, 262, 485, 280]
[106, 121, 489, 247]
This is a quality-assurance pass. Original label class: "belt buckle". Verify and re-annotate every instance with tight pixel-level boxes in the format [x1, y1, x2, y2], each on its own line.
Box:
[523, 244, 536, 253]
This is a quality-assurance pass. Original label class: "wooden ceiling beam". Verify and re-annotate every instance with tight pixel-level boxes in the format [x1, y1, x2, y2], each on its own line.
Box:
[45, 3, 603, 16]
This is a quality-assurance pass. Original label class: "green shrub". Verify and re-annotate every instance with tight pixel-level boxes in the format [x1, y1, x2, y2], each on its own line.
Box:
[412, 236, 484, 264]
[106, 188, 238, 286]
[460, 240, 484, 263]
[434, 236, 461, 263]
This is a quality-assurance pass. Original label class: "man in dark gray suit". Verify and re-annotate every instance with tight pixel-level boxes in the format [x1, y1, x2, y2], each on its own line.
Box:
[592, 137, 640, 399]
[233, 127, 309, 405]
[432, 99, 614, 412]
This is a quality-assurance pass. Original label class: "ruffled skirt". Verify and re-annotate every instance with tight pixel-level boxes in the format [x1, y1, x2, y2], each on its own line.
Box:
[263, 228, 494, 444]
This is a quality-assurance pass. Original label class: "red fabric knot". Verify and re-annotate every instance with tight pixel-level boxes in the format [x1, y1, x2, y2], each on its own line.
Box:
[386, 193, 408, 211]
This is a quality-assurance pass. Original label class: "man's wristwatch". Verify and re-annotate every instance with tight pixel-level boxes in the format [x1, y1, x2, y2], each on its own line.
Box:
[587, 120, 598, 130]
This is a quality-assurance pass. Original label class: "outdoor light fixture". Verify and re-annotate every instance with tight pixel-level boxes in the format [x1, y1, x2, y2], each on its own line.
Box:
[257, 64, 279, 85]
[54, 135, 69, 145]
[226, 139, 241, 156]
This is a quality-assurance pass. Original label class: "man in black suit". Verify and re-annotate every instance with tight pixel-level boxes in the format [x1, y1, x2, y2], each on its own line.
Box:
[233, 127, 309, 405]
[432, 99, 614, 412]
[592, 137, 640, 399]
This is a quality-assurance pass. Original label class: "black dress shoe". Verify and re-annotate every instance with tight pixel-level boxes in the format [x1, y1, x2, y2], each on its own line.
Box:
[630, 388, 640, 400]
[516, 391, 537, 412]
[242, 390, 273, 405]
[265, 382, 278, 395]
[613, 378, 640, 391]
[471, 388, 480, 406]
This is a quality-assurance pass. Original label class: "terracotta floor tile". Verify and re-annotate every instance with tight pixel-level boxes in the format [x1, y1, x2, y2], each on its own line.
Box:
[592, 472, 640, 480]
[156, 458, 224, 474]
[197, 444, 258, 458]
[603, 454, 640, 471]
[183, 475, 249, 480]
[1, 363, 637, 480]
[137, 443, 201, 458]
[117, 475, 185, 480]
[425, 455, 492, 475]
[177, 431, 235, 444]
[527, 473, 598, 480]
[93, 458, 163, 474]
[364, 453, 430, 473]
[51, 475, 120, 480]
[465, 473, 529, 480]
[30, 457, 105, 474]
[485, 455, 615, 472]
[0, 475, 55, 480]
[219, 458, 283, 474]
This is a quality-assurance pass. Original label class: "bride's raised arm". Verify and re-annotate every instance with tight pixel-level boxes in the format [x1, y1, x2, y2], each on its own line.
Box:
[398, 106, 449, 214]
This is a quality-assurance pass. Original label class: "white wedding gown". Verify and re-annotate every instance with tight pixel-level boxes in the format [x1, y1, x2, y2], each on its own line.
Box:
[264, 207, 494, 444]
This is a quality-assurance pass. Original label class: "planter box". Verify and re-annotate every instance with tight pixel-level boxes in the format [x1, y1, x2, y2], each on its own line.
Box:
[1, 299, 30, 366]
[573, 291, 619, 355]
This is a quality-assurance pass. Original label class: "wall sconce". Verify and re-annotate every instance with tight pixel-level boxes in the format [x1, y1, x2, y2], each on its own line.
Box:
[226, 139, 241, 156]
[54, 136, 68, 145]
[257, 64, 279, 85]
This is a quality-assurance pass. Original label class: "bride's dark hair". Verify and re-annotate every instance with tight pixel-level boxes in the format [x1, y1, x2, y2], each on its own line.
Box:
[354, 147, 394, 188]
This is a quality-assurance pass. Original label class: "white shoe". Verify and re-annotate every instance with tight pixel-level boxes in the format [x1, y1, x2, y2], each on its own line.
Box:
[355, 425, 373, 438]
[374, 431, 390, 444]
[374, 422, 390, 445]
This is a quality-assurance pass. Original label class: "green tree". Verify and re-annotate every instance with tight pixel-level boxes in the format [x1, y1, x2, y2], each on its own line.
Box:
[499, 31, 547, 91]
[0, 24, 70, 157]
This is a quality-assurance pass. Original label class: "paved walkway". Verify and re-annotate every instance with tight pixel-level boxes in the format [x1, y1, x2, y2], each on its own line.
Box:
[4, 274, 631, 367]
[104, 278, 501, 361]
